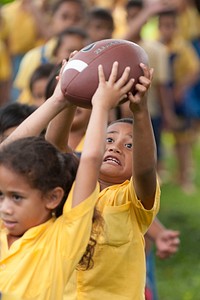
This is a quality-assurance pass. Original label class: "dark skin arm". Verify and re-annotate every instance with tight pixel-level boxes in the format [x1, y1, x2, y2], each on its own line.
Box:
[129, 64, 157, 209]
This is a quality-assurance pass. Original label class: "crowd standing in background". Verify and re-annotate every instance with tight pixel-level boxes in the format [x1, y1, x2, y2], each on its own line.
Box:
[0, 0, 199, 189]
[0, 0, 199, 299]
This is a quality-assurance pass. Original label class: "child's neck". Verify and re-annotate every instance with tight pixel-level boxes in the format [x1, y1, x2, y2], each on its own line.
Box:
[7, 234, 21, 248]
[98, 179, 113, 191]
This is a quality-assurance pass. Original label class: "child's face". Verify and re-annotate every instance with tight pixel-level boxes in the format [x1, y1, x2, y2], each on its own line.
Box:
[55, 35, 87, 63]
[126, 6, 141, 23]
[87, 19, 113, 42]
[99, 122, 133, 184]
[159, 15, 177, 43]
[52, 2, 83, 35]
[126, 6, 142, 38]
[31, 78, 48, 107]
[0, 165, 51, 238]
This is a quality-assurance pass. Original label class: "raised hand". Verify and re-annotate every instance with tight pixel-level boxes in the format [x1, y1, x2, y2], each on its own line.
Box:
[128, 63, 153, 113]
[91, 61, 134, 111]
[53, 52, 78, 106]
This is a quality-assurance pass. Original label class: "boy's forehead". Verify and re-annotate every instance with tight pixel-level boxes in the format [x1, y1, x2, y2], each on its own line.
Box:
[107, 122, 132, 134]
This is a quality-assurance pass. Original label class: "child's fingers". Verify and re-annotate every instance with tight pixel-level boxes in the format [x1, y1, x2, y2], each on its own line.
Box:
[149, 68, 154, 81]
[140, 63, 154, 80]
[128, 83, 146, 103]
[108, 61, 119, 84]
[139, 63, 149, 77]
[120, 78, 135, 95]
[98, 64, 106, 83]
[135, 82, 148, 94]
[138, 76, 151, 89]
[69, 50, 78, 61]
[115, 66, 131, 88]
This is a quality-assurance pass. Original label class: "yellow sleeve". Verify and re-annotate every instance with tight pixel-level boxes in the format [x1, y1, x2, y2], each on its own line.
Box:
[59, 183, 99, 283]
[14, 47, 42, 90]
[175, 41, 200, 83]
[0, 40, 11, 80]
[63, 181, 99, 213]
[130, 177, 160, 234]
[75, 136, 85, 152]
[17, 88, 34, 105]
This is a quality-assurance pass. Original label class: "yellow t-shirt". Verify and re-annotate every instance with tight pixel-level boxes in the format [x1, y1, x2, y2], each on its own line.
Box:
[75, 137, 85, 153]
[0, 184, 99, 300]
[1, 0, 43, 55]
[165, 37, 200, 85]
[139, 39, 170, 118]
[65, 178, 160, 300]
[0, 40, 11, 81]
[14, 38, 56, 104]
[177, 6, 200, 41]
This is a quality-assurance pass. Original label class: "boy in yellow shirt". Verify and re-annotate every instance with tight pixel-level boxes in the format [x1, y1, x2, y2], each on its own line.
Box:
[0, 60, 134, 299]
[158, 9, 200, 193]
[46, 60, 160, 299]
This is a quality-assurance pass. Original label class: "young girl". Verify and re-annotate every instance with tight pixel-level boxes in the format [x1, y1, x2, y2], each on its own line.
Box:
[0, 61, 134, 299]
[45, 61, 160, 299]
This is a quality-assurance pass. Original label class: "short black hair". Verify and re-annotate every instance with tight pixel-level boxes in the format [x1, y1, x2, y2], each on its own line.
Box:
[53, 26, 88, 57]
[109, 118, 133, 126]
[0, 103, 37, 135]
[0, 136, 79, 217]
[86, 7, 115, 31]
[51, 0, 86, 14]
[126, 0, 143, 10]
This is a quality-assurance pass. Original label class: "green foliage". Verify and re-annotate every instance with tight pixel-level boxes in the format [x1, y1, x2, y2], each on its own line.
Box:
[0, 0, 14, 5]
[155, 133, 200, 299]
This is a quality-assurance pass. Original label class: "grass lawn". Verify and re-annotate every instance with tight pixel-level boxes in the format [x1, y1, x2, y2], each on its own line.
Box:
[155, 132, 200, 300]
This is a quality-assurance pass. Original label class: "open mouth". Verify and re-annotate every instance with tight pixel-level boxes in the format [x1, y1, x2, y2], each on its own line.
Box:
[103, 156, 121, 166]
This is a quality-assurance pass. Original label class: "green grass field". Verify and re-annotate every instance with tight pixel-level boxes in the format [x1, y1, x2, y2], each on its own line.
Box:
[155, 133, 200, 300]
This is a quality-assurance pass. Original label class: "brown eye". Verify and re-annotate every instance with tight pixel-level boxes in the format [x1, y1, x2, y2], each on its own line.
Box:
[125, 143, 132, 149]
[106, 137, 114, 143]
[12, 194, 23, 202]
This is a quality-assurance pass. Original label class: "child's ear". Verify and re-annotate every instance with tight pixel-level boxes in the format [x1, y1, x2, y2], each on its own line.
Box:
[45, 187, 64, 210]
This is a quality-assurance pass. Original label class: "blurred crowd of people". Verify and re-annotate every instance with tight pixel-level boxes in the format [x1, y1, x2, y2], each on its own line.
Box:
[0, 1, 199, 299]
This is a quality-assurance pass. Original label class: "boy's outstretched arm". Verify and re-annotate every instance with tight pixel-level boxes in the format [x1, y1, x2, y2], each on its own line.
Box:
[72, 62, 134, 207]
[45, 54, 79, 153]
[129, 63, 157, 210]
[45, 105, 77, 153]
[0, 60, 75, 150]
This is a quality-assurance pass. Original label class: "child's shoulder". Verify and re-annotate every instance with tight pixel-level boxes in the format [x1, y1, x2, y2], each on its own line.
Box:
[97, 179, 133, 207]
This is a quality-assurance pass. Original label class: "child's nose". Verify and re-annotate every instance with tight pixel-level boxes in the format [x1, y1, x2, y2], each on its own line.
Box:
[0, 198, 13, 215]
[108, 146, 121, 154]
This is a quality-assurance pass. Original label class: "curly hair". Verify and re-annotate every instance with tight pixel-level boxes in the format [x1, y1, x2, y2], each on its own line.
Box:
[0, 136, 79, 216]
[77, 208, 103, 270]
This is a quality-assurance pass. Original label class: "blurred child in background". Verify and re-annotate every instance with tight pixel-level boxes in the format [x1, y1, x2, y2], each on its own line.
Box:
[0, 102, 37, 142]
[158, 9, 200, 193]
